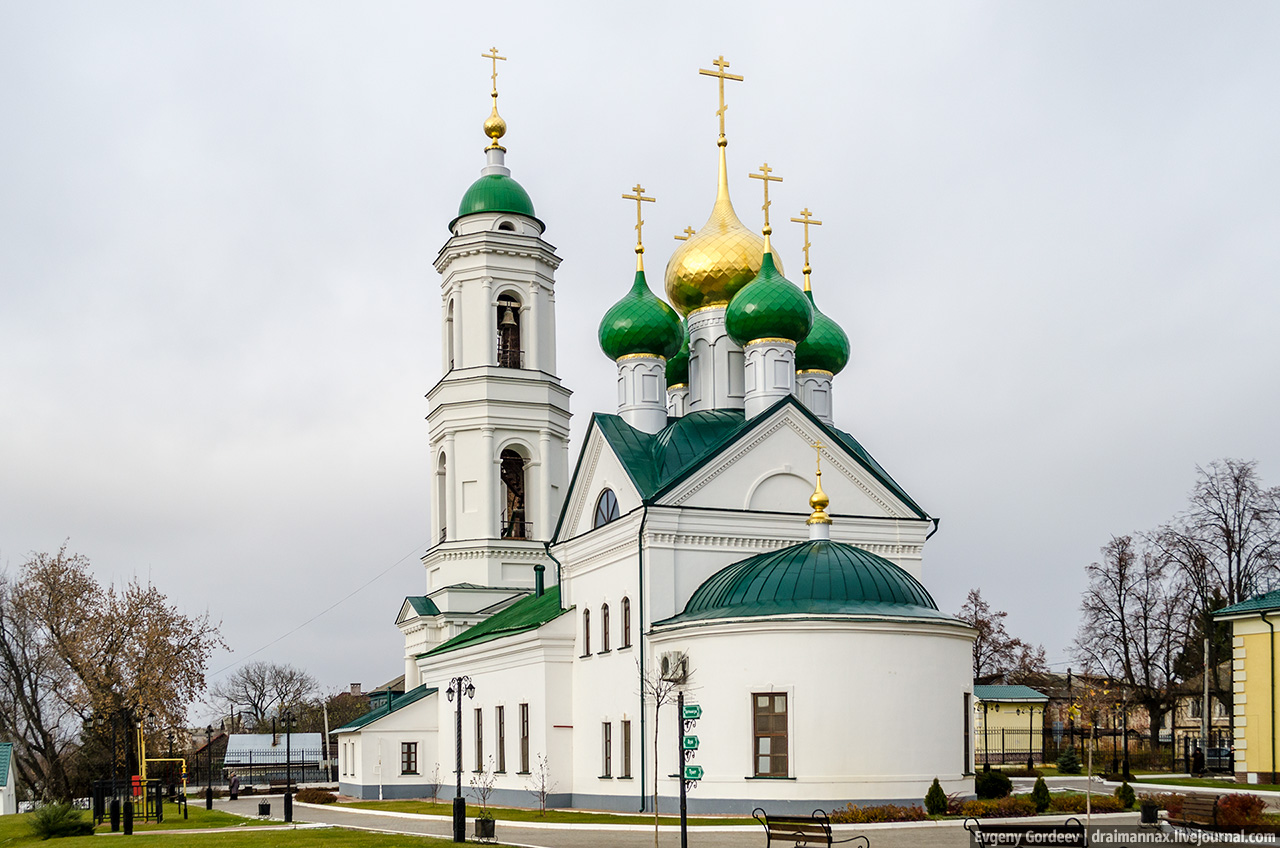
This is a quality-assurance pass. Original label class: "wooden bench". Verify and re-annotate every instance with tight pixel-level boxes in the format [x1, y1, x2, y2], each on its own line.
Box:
[268, 780, 294, 792]
[752, 808, 867, 848]
[1173, 794, 1219, 829]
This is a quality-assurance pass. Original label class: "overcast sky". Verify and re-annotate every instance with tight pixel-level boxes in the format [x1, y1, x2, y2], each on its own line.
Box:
[3, 2, 1278, 714]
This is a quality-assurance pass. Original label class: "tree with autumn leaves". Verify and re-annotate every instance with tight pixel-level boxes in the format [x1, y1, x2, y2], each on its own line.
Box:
[0, 544, 224, 801]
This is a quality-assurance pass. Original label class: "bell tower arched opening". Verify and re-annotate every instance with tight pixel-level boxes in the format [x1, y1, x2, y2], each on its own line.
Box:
[496, 293, 522, 368]
[499, 448, 529, 539]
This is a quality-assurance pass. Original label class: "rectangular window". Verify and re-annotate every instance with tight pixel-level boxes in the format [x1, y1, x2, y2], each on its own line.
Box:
[340, 743, 346, 776]
[401, 742, 418, 775]
[496, 705, 507, 772]
[752, 692, 789, 777]
[520, 703, 530, 773]
[602, 722, 612, 777]
[621, 720, 632, 778]
[475, 708, 484, 769]
[963, 693, 972, 773]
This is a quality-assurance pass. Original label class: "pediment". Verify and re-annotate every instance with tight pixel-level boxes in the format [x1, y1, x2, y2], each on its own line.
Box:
[555, 420, 645, 542]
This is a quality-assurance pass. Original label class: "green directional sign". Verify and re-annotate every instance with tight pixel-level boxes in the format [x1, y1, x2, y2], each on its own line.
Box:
[682, 735, 699, 750]
[682, 704, 702, 721]
[683, 765, 704, 781]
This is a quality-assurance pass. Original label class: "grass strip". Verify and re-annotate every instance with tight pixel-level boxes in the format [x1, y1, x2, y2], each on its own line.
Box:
[341, 799, 756, 825]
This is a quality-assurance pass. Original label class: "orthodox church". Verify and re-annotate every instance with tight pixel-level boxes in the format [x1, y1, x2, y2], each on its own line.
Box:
[336, 54, 976, 814]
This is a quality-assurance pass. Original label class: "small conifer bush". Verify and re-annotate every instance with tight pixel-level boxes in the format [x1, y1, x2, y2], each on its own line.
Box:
[1031, 776, 1051, 813]
[1115, 782, 1135, 810]
[28, 803, 94, 840]
[925, 778, 947, 815]
[1056, 747, 1082, 774]
[975, 769, 1012, 799]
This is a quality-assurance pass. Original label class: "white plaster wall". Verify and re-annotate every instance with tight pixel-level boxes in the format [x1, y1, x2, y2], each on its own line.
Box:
[557, 435, 645, 542]
[648, 618, 975, 805]
[336, 696, 440, 797]
[0, 771, 14, 815]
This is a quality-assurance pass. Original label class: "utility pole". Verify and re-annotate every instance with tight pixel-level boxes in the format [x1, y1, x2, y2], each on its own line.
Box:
[1202, 636, 1210, 745]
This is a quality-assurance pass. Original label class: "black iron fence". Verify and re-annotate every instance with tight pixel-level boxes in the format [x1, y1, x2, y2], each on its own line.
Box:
[189, 749, 333, 788]
[982, 727, 1236, 774]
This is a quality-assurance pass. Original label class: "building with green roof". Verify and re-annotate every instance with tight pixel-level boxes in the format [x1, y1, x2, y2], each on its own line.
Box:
[0, 742, 13, 815]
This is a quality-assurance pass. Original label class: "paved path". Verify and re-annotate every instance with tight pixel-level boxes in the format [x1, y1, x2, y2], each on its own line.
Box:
[215, 796, 1137, 848]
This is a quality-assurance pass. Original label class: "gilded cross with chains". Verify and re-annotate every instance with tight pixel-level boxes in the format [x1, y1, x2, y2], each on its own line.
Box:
[812, 440, 826, 474]
[674, 226, 697, 241]
[790, 208, 823, 282]
[621, 184, 656, 257]
[481, 46, 506, 93]
[698, 55, 744, 141]
[749, 163, 783, 233]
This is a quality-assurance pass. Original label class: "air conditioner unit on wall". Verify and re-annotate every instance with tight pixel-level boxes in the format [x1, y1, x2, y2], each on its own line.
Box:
[659, 651, 688, 683]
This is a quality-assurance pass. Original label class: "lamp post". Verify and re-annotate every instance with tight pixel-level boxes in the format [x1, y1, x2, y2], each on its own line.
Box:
[982, 701, 990, 772]
[205, 725, 214, 810]
[446, 676, 475, 843]
[282, 709, 295, 823]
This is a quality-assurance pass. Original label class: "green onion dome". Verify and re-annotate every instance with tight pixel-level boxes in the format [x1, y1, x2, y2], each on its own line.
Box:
[655, 539, 952, 625]
[598, 270, 684, 361]
[724, 251, 813, 347]
[449, 174, 539, 230]
[795, 291, 850, 374]
[666, 323, 690, 386]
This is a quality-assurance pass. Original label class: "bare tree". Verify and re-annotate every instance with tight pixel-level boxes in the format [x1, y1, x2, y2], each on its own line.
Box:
[524, 753, 555, 815]
[468, 755, 497, 818]
[0, 544, 224, 800]
[209, 661, 319, 730]
[957, 589, 1048, 680]
[1074, 535, 1185, 750]
[639, 651, 691, 848]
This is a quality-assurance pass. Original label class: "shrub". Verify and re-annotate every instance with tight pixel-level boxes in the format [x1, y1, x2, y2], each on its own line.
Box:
[975, 770, 1013, 799]
[924, 778, 947, 815]
[829, 802, 927, 824]
[28, 804, 95, 840]
[1003, 767, 1042, 778]
[1049, 793, 1122, 813]
[294, 788, 337, 804]
[958, 797, 1037, 818]
[1031, 777, 1051, 813]
[1056, 747, 1082, 774]
[1217, 793, 1266, 828]
[1138, 793, 1183, 818]
[1115, 782, 1135, 810]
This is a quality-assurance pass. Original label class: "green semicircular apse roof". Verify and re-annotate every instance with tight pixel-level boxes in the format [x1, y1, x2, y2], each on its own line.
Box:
[450, 174, 539, 230]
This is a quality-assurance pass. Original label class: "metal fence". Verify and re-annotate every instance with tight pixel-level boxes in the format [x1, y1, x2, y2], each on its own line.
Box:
[188, 749, 333, 787]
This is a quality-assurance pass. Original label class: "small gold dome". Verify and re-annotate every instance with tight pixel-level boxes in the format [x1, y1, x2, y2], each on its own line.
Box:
[664, 147, 782, 315]
[484, 97, 507, 148]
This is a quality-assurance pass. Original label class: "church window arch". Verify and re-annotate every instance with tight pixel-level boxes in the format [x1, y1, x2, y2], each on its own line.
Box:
[593, 488, 620, 528]
[497, 220, 516, 232]
[582, 608, 591, 656]
[499, 447, 530, 540]
[496, 291, 523, 368]
[436, 452, 448, 543]
[446, 299, 456, 371]
[601, 603, 610, 652]
[621, 597, 631, 648]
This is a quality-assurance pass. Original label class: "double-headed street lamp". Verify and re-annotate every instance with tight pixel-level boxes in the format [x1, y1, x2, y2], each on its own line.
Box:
[282, 709, 296, 823]
[446, 676, 475, 843]
[204, 725, 214, 810]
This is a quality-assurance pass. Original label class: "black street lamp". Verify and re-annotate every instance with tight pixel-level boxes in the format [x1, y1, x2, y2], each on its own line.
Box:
[446, 676, 475, 843]
[982, 701, 990, 772]
[282, 709, 295, 823]
[204, 725, 214, 810]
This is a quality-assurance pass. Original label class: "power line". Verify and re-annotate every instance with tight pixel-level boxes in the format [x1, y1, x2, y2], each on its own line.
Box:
[210, 541, 425, 678]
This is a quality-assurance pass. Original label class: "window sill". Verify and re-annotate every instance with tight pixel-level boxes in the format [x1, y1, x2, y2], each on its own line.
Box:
[401, 772, 419, 777]
[580, 654, 592, 659]
[597, 649, 612, 655]
[618, 644, 633, 651]
[598, 775, 613, 780]
[494, 771, 506, 775]
[517, 771, 531, 776]
[617, 776, 633, 781]
[744, 775, 796, 780]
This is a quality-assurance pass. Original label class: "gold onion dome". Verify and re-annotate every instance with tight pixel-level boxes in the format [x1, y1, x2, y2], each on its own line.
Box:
[664, 148, 781, 315]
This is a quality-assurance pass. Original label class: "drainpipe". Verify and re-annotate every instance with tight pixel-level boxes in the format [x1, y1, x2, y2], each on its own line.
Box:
[926, 517, 941, 540]
[541, 541, 563, 604]
[637, 505, 649, 812]
[1263, 612, 1275, 783]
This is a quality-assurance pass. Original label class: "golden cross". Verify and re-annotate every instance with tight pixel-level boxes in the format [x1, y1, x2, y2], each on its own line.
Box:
[481, 46, 506, 94]
[812, 440, 826, 474]
[698, 55, 744, 141]
[620, 184, 656, 255]
[790, 208, 823, 282]
[748, 162, 783, 232]
[674, 226, 697, 241]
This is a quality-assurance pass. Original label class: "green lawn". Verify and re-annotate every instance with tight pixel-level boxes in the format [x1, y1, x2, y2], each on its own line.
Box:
[341, 798, 757, 826]
[96, 804, 288, 831]
[0, 811, 478, 847]
[1131, 776, 1280, 792]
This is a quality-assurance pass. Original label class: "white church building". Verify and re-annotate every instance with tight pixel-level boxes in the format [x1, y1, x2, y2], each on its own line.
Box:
[335, 57, 976, 814]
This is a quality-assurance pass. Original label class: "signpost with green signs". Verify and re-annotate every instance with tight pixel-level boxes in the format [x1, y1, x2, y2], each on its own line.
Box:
[676, 691, 701, 848]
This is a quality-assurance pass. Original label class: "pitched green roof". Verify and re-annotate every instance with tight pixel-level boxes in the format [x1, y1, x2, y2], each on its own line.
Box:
[425, 586, 567, 657]
[0, 742, 12, 788]
[1215, 590, 1280, 618]
[973, 685, 1048, 702]
[561, 396, 927, 536]
[404, 596, 441, 617]
[334, 685, 436, 733]
[655, 540, 950, 626]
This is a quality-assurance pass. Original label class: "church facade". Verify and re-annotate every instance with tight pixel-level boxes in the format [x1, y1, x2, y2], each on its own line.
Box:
[336, 56, 976, 814]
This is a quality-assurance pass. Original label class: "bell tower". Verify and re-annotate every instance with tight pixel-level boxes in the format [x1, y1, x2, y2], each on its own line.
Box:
[405, 49, 571, 683]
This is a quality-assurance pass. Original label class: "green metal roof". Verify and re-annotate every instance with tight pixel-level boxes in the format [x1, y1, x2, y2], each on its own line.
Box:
[655, 539, 950, 625]
[425, 586, 567, 657]
[972, 685, 1048, 702]
[450, 174, 539, 230]
[795, 290, 850, 374]
[0, 742, 11, 788]
[333, 685, 437, 733]
[559, 396, 927, 538]
[725, 251, 813, 346]
[404, 596, 441, 617]
[598, 269, 684, 360]
[1215, 590, 1280, 618]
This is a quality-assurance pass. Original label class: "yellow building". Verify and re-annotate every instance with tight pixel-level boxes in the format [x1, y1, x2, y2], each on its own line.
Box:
[973, 685, 1048, 768]
[1216, 591, 1280, 783]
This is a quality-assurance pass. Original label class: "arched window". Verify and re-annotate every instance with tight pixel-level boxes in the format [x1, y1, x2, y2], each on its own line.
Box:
[496, 293, 522, 368]
[500, 449, 528, 539]
[593, 489, 620, 528]
[601, 604, 610, 652]
[621, 597, 631, 648]
[436, 454, 448, 543]
[446, 299, 456, 370]
[582, 608, 591, 656]
[498, 221, 516, 232]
